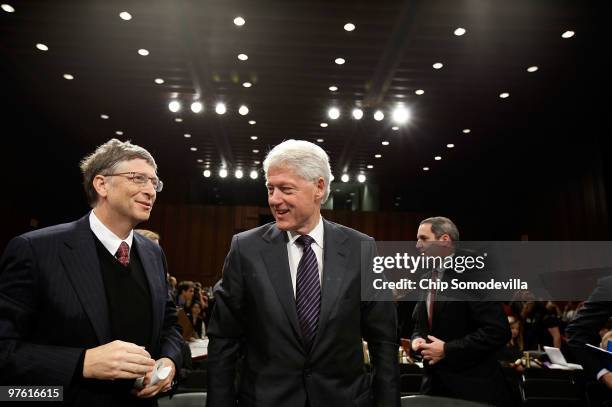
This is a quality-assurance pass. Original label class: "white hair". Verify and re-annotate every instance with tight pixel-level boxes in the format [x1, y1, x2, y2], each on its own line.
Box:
[263, 139, 331, 203]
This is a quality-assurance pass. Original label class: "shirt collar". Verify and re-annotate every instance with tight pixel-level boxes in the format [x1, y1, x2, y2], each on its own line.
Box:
[287, 215, 324, 249]
[89, 210, 134, 256]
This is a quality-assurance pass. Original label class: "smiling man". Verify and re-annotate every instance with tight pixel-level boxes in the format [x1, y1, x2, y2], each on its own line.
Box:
[0, 139, 182, 406]
[207, 139, 399, 407]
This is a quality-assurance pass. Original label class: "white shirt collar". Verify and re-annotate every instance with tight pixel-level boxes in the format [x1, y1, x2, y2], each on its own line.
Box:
[89, 210, 134, 256]
[287, 215, 324, 249]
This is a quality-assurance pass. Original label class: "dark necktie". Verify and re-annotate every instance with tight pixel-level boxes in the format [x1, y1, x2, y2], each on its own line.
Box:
[428, 269, 438, 329]
[115, 241, 130, 266]
[295, 235, 321, 351]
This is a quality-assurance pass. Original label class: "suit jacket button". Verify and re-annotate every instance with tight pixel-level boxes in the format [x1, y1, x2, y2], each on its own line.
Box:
[304, 369, 312, 378]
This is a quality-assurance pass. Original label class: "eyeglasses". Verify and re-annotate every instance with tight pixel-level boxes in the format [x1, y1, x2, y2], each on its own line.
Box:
[104, 172, 164, 192]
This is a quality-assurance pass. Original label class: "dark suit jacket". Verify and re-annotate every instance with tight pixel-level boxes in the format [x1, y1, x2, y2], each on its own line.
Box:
[0, 214, 183, 405]
[412, 266, 511, 406]
[206, 219, 399, 407]
[566, 276, 612, 379]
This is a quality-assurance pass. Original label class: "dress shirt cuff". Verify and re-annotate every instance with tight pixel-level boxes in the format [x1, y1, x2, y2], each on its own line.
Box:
[597, 368, 610, 381]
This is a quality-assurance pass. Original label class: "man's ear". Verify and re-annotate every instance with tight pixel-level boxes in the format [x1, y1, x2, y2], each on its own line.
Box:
[314, 177, 325, 200]
[92, 175, 109, 199]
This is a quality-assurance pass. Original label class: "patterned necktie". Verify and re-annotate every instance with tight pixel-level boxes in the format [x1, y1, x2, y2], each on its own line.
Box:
[115, 241, 130, 266]
[295, 235, 321, 351]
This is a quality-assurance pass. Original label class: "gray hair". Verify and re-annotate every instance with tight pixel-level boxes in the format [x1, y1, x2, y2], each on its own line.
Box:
[80, 139, 157, 207]
[420, 216, 460, 241]
[263, 139, 331, 203]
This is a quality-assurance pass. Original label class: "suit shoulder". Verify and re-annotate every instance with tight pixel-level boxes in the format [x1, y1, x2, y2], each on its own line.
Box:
[233, 222, 277, 242]
[325, 220, 374, 242]
[18, 220, 80, 243]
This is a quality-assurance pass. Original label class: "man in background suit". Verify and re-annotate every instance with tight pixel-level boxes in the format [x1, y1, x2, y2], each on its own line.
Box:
[207, 139, 399, 407]
[0, 139, 182, 405]
[411, 216, 510, 406]
[566, 276, 612, 393]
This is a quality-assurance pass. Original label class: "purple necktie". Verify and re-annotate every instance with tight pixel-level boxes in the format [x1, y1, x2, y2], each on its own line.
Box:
[115, 241, 130, 266]
[295, 235, 321, 351]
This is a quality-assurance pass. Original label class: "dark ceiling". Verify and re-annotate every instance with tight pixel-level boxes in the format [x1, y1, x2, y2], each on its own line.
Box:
[0, 0, 610, 226]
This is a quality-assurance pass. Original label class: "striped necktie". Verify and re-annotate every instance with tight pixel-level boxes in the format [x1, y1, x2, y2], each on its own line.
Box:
[295, 235, 321, 351]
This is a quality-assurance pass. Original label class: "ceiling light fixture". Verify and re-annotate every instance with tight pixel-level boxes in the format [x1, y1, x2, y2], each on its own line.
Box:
[344, 23, 355, 32]
[335, 57, 345, 65]
[191, 101, 203, 113]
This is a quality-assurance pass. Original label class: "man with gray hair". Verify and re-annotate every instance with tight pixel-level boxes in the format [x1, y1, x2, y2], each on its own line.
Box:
[207, 140, 399, 407]
[0, 139, 183, 405]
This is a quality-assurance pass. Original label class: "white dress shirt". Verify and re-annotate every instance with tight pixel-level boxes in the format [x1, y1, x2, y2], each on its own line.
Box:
[89, 210, 133, 256]
[286, 215, 324, 298]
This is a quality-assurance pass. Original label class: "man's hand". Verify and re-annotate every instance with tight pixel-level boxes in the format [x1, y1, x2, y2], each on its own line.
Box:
[133, 357, 176, 399]
[83, 340, 155, 380]
[419, 335, 446, 365]
[411, 337, 427, 352]
[601, 372, 612, 390]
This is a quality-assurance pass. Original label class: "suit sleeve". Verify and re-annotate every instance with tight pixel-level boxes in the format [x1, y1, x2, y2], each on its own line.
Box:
[443, 301, 510, 368]
[206, 235, 245, 407]
[0, 236, 84, 386]
[158, 248, 183, 371]
[566, 276, 612, 379]
[360, 238, 400, 407]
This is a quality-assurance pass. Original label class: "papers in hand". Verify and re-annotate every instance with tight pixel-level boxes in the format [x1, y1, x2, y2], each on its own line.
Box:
[585, 343, 612, 360]
[544, 346, 583, 370]
[134, 360, 172, 389]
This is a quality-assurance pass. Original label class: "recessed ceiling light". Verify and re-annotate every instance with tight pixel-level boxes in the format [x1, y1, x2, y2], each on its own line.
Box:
[254, 160, 260, 164]
[375, 154, 382, 158]
[63, 73, 74, 80]
[219, 168, 228, 178]
[203, 170, 211, 178]
[499, 92, 510, 99]
[119, 11, 132, 21]
[197, 159, 203, 163]
[238, 105, 249, 115]
[249, 120, 256, 125]
[561, 30, 575, 39]
[316, 138, 324, 143]
[447, 143, 455, 148]
[252, 149, 259, 154]
[100, 114, 109, 119]
[434, 156, 442, 160]
[341, 174, 349, 183]
[154, 78, 164, 84]
[191, 101, 203, 113]
[1, 4, 15, 13]
[381, 141, 390, 146]
[234, 16, 245, 26]
[344, 23, 355, 32]
[415, 89, 425, 95]
[329, 85, 338, 92]
[432, 62, 443, 69]
[527, 66, 539, 73]
[335, 57, 346, 65]
[242, 82, 252, 87]
[237, 53, 248, 61]
[352, 108, 363, 120]
[328, 107, 340, 120]
[454, 27, 466, 36]
[190, 147, 197, 151]
[250, 136, 258, 140]
[137, 48, 149, 56]
[175, 117, 183, 122]
[35, 43, 48, 51]
[392, 126, 399, 131]
[367, 165, 373, 169]
[320, 122, 328, 128]
[330, 175, 335, 181]
[423, 167, 430, 171]
[235, 169, 244, 179]
[115, 130, 123, 135]
[392, 105, 411, 124]
[168, 100, 181, 113]
[357, 174, 366, 183]
[215, 102, 226, 115]
[184, 133, 191, 138]
[462, 128, 471, 133]
[249, 170, 258, 179]
[373, 110, 384, 121]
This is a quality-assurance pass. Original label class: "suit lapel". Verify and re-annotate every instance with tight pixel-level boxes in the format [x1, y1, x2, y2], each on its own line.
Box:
[60, 215, 112, 344]
[260, 226, 303, 345]
[133, 235, 162, 348]
[311, 220, 348, 351]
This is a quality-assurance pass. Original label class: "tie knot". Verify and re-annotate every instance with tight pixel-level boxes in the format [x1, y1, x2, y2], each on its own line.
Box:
[296, 235, 315, 248]
[115, 241, 130, 266]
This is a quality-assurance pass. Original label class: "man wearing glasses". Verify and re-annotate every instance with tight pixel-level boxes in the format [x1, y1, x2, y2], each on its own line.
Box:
[0, 139, 182, 406]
